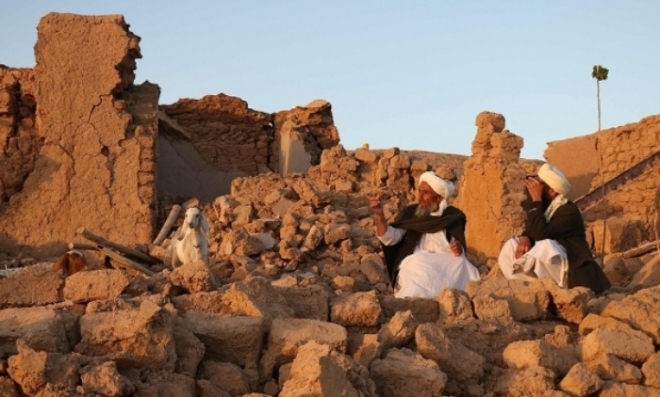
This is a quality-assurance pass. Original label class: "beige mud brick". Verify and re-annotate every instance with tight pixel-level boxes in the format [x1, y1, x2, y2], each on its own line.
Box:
[578, 313, 651, 341]
[0, 307, 72, 355]
[370, 348, 447, 397]
[199, 361, 249, 397]
[642, 352, 660, 388]
[261, 318, 347, 378]
[0, 265, 62, 307]
[76, 299, 177, 371]
[220, 277, 295, 324]
[280, 341, 375, 397]
[559, 363, 603, 396]
[379, 296, 439, 323]
[8, 340, 79, 396]
[580, 328, 654, 364]
[80, 361, 134, 396]
[598, 381, 660, 397]
[467, 278, 550, 322]
[171, 291, 230, 314]
[347, 333, 381, 367]
[377, 310, 417, 351]
[537, 278, 592, 323]
[168, 261, 219, 294]
[173, 321, 205, 377]
[586, 354, 642, 384]
[63, 269, 132, 303]
[471, 294, 513, 321]
[415, 323, 484, 381]
[503, 340, 578, 376]
[181, 312, 264, 370]
[436, 288, 474, 323]
[493, 366, 556, 397]
[330, 290, 382, 327]
[274, 284, 329, 321]
[600, 285, 660, 345]
[0, 377, 19, 397]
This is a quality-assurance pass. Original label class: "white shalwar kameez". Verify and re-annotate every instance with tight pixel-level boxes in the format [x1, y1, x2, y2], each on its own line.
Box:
[379, 206, 481, 299]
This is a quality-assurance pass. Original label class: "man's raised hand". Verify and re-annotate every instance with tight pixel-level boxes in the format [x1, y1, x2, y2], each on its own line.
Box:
[367, 195, 385, 217]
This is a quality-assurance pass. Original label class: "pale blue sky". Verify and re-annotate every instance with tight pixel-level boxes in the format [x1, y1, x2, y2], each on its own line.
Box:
[2, 1, 658, 159]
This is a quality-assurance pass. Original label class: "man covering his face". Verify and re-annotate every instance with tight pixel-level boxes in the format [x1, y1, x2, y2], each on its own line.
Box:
[497, 163, 611, 294]
[369, 171, 480, 298]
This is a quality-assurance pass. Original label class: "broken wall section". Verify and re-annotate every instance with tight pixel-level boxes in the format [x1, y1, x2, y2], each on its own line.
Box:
[0, 13, 158, 257]
[158, 96, 340, 202]
[545, 115, 660, 253]
[455, 112, 528, 265]
[0, 67, 40, 206]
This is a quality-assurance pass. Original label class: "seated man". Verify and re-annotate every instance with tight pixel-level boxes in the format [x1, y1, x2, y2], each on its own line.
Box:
[498, 163, 611, 294]
[369, 171, 480, 298]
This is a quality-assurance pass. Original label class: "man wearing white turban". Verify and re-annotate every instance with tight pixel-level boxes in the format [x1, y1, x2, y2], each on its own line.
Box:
[498, 163, 611, 294]
[369, 171, 480, 298]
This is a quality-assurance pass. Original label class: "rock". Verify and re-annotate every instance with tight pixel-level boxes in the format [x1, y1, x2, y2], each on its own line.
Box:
[199, 360, 249, 397]
[379, 296, 439, 324]
[503, 339, 578, 376]
[600, 286, 660, 344]
[181, 312, 264, 370]
[370, 348, 447, 397]
[559, 363, 603, 396]
[261, 318, 347, 378]
[629, 254, 660, 289]
[642, 352, 660, 388]
[8, 340, 79, 396]
[347, 333, 381, 367]
[63, 269, 132, 303]
[330, 291, 382, 327]
[467, 278, 550, 322]
[75, 299, 177, 371]
[280, 341, 376, 397]
[377, 310, 417, 351]
[415, 323, 484, 381]
[173, 321, 205, 377]
[493, 366, 556, 397]
[0, 377, 19, 397]
[586, 354, 642, 384]
[437, 288, 475, 322]
[304, 225, 325, 250]
[80, 361, 135, 397]
[0, 265, 62, 308]
[220, 277, 295, 325]
[580, 328, 655, 364]
[274, 284, 330, 321]
[598, 381, 660, 397]
[360, 253, 389, 284]
[537, 278, 592, 323]
[0, 307, 73, 356]
[168, 261, 219, 293]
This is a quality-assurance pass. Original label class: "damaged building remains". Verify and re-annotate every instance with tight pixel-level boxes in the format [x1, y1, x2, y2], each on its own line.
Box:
[0, 12, 659, 397]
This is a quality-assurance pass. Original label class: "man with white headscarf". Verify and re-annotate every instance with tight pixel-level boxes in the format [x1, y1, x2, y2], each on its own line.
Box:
[369, 171, 480, 298]
[498, 163, 611, 294]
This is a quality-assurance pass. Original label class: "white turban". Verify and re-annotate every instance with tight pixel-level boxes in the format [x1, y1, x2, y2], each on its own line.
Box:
[419, 171, 455, 198]
[537, 163, 571, 196]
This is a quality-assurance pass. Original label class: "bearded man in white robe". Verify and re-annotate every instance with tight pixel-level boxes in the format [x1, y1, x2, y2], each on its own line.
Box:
[369, 171, 480, 298]
[498, 163, 611, 294]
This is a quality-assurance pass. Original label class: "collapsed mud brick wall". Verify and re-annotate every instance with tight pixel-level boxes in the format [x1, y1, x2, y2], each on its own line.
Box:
[0, 13, 158, 258]
[158, 97, 340, 202]
[454, 112, 529, 265]
[546, 115, 660, 253]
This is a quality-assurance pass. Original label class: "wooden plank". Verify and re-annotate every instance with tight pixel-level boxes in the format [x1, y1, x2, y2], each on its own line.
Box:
[68, 242, 100, 251]
[100, 247, 155, 277]
[77, 227, 162, 265]
[152, 204, 182, 246]
[621, 239, 660, 259]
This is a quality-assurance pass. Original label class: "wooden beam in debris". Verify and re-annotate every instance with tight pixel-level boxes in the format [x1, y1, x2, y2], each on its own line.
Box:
[67, 242, 100, 251]
[100, 247, 156, 277]
[621, 239, 660, 259]
[152, 204, 182, 246]
[76, 227, 162, 266]
[575, 151, 660, 212]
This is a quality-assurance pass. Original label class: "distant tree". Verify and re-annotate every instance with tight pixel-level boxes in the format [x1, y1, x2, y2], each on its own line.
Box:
[592, 65, 609, 259]
[592, 65, 609, 131]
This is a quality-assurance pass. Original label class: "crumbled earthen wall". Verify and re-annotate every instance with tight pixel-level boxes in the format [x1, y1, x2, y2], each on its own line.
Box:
[454, 111, 528, 264]
[158, 97, 340, 202]
[0, 13, 158, 257]
[0, 67, 39, 206]
[546, 115, 660, 252]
